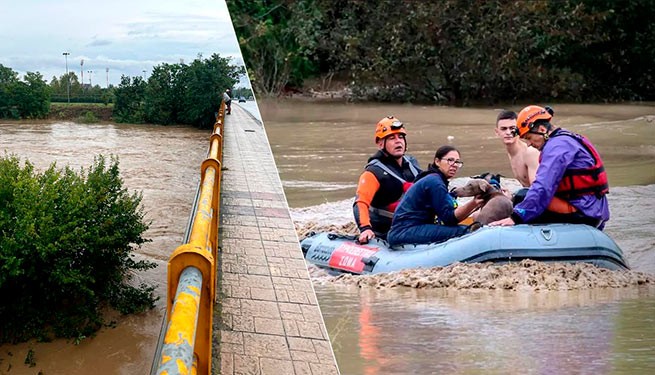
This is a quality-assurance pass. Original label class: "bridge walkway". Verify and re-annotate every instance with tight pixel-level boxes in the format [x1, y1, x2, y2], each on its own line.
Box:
[214, 105, 340, 374]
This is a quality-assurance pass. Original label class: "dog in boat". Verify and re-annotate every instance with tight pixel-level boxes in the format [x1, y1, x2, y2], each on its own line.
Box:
[451, 172, 513, 225]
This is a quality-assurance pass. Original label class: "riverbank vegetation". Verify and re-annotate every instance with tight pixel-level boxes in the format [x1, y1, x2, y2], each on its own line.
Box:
[227, 0, 655, 105]
[113, 53, 243, 127]
[0, 65, 50, 119]
[0, 155, 156, 343]
[1, 53, 247, 128]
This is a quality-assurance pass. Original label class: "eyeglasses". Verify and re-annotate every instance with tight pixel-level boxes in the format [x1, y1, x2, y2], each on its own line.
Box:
[440, 157, 464, 167]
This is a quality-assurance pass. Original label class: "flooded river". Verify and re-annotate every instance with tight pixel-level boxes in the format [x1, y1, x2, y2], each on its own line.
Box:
[1, 100, 654, 374]
[0, 122, 208, 374]
[259, 100, 655, 374]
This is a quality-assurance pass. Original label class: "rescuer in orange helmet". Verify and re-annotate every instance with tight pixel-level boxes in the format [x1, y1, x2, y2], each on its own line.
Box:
[353, 116, 422, 243]
[489, 105, 610, 229]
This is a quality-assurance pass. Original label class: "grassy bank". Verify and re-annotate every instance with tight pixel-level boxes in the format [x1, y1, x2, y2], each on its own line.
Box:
[49, 102, 114, 123]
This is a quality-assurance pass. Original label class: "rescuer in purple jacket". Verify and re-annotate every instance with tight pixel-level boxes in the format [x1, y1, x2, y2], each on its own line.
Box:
[489, 105, 610, 230]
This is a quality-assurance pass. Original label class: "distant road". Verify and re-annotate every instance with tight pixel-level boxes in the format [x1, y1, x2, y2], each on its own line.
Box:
[233, 100, 261, 122]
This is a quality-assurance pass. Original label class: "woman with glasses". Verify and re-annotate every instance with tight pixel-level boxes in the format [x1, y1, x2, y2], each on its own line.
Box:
[387, 145, 484, 246]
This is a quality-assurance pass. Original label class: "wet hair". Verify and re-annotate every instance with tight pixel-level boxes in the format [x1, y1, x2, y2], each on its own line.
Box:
[496, 110, 517, 125]
[434, 145, 459, 160]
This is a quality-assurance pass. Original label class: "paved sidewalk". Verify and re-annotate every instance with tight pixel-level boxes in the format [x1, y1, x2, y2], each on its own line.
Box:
[213, 105, 340, 375]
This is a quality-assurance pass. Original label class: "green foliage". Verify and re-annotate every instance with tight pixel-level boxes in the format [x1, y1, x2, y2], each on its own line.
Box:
[228, 0, 655, 104]
[0, 65, 51, 119]
[226, 0, 316, 95]
[0, 154, 156, 344]
[49, 71, 114, 104]
[114, 54, 242, 128]
[232, 87, 254, 99]
[144, 63, 182, 125]
[113, 75, 146, 123]
[176, 54, 243, 128]
[78, 111, 99, 123]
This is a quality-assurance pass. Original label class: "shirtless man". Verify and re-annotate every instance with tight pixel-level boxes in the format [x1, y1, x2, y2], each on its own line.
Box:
[494, 109, 573, 212]
[495, 110, 540, 187]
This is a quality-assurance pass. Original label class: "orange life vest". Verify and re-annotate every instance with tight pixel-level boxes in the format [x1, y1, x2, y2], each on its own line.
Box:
[543, 129, 609, 200]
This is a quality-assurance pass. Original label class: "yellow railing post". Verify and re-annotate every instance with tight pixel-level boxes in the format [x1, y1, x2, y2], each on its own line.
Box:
[155, 99, 227, 375]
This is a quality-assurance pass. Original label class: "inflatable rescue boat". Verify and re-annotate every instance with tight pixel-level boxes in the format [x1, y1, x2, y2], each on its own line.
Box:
[300, 224, 630, 274]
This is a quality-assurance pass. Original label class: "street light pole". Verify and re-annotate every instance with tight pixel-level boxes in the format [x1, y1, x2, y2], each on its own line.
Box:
[62, 52, 70, 103]
[88, 70, 93, 86]
[143, 70, 147, 80]
[80, 59, 84, 90]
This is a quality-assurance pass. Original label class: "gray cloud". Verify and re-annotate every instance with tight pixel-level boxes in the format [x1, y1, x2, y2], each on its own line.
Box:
[87, 39, 112, 47]
[0, 0, 248, 87]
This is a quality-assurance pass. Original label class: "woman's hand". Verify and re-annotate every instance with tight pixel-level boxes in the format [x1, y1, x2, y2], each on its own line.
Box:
[456, 196, 485, 221]
[472, 194, 486, 209]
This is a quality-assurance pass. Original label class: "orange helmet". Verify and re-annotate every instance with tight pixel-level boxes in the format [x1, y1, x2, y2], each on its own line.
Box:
[516, 105, 553, 137]
[375, 116, 406, 142]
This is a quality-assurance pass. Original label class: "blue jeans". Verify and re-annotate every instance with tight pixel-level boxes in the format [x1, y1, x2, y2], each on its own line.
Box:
[387, 224, 468, 246]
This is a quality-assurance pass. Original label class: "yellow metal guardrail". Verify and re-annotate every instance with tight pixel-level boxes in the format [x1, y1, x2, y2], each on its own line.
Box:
[155, 101, 226, 375]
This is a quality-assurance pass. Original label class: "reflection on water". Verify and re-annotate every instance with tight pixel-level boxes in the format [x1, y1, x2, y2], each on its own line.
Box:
[258, 100, 655, 374]
[0, 121, 208, 374]
[316, 286, 655, 375]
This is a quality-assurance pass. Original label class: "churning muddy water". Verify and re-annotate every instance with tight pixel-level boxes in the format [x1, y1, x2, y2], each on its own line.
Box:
[260, 100, 655, 374]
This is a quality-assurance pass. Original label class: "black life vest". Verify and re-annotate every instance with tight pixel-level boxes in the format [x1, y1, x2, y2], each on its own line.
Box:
[543, 129, 609, 199]
[366, 156, 419, 217]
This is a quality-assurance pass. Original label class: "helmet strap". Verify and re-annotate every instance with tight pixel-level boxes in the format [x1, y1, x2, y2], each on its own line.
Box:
[528, 121, 552, 140]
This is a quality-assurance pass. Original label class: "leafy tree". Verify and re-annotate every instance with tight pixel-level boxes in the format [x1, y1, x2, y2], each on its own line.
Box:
[113, 75, 146, 123]
[22, 72, 51, 117]
[0, 65, 19, 118]
[232, 87, 254, 99]
[177, 53, 243, 128]
[226, 0, 314, 95]
[144, 63, 182, 125]
[133, 54, 242, 128]
[0, 154, 156, 343]
[0, 65, 50, 119]
[228, 0, 655, 104]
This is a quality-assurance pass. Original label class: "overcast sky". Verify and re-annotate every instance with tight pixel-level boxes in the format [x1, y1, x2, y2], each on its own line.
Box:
[0, 0, 251, 87]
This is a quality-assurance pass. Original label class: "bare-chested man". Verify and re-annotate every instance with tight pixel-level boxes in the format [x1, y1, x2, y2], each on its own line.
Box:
[495, 110, 539, 187]
[494, 110, 574, 212]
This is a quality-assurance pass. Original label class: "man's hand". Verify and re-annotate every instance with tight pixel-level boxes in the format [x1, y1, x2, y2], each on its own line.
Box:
[358, 229, 375, 244]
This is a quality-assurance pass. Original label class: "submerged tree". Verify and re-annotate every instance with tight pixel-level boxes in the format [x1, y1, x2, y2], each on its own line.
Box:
[0, 154, 157, 343]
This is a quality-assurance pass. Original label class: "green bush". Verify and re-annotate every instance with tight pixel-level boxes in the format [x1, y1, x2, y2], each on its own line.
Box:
[78, 110, 99, 123]
[0, 154, 157, 343]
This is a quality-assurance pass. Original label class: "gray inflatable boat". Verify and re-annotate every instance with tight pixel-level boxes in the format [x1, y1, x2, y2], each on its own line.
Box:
[300, 224, 629, 274]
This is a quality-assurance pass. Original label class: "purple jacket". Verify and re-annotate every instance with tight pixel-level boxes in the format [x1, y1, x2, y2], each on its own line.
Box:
[512, 128, 610, 226]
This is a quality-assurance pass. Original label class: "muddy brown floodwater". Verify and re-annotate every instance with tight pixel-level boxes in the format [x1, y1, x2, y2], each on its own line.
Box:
[259, 100, 655, 374]
[1, 100, 654, 374]
[0, 121, 208, 374]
